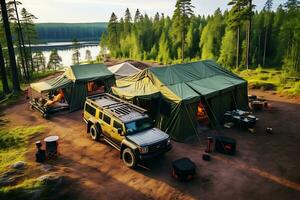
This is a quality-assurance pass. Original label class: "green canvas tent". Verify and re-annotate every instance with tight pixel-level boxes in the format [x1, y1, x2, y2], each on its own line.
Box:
[112, 60, 248, 142]
[30, 63, 115, 112]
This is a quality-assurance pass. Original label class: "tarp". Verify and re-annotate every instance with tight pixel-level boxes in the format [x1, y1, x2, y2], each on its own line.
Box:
[113, 60, 248, 142]
[108, 62, 141, 79]
[112, 77, 160, 100]
[30, 63, 115, 112]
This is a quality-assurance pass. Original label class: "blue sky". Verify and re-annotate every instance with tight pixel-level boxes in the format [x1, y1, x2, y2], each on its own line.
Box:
[21, 0, 287, 23]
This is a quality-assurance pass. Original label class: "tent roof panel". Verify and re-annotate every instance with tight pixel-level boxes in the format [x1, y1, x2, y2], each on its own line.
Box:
[67, 63, 114, 81]
[30, 75, 72, 93]
[112, 77, 160, 100]
[108, 62, 141, 77]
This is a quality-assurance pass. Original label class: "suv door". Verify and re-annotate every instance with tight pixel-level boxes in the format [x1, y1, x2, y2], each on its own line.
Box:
[111, 120, 124, 146]
[101, 113, 112, 138]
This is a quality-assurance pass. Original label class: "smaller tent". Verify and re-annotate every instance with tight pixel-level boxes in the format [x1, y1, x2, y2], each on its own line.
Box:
[108, 62, 141, 79]
[30, 63, 115, 111]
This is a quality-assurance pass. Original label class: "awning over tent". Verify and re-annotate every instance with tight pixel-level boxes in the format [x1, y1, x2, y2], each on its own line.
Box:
[108, 62, 141, 79]
[30, 75, 72, 93]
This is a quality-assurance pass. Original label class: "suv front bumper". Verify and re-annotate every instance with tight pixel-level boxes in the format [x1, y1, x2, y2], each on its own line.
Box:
[138, 144, 172, 160]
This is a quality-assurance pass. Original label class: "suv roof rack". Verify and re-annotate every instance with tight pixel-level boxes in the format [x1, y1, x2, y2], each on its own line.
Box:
[86, 93, 147, 122]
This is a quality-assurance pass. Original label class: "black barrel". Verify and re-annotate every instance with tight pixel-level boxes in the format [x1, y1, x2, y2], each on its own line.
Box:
[44, 135, 59, 158]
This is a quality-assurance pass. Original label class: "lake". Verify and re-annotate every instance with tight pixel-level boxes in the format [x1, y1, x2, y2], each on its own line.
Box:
[31, 41, 100, 67]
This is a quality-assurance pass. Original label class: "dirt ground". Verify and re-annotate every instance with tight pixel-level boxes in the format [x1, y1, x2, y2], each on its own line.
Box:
[1, 89, 300, 200]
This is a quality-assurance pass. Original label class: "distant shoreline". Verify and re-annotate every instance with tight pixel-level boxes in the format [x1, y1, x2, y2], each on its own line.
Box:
[31, 41, 99, 51]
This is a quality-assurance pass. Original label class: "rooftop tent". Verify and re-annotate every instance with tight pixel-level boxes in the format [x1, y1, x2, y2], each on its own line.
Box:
[112, 60, 248, 142]
[108, 62, 141, 79]
[30, 63, 115, 112]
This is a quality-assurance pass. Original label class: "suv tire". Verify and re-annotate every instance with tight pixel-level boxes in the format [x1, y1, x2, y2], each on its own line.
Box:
[122, 148, 137, 168]
[90, 124, 100, 141]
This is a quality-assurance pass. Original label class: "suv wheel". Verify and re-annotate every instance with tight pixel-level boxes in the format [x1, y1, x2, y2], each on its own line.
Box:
[90, 125, 100, 141]
[122, 148, 137, 168]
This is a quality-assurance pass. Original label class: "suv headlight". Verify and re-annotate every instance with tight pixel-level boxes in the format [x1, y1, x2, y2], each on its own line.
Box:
[138, 146, 149, 154]
[167, 138, 171, 145]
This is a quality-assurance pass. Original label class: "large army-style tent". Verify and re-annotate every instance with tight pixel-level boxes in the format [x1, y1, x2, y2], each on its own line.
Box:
[30, 63, 115, 111]
[108, 62, 141, 79]
[112, 60, 248, 142]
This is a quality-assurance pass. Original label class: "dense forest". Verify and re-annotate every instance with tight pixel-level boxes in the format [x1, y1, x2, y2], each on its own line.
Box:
[36, 23, 107, 42]
[100, 0, 300, 76]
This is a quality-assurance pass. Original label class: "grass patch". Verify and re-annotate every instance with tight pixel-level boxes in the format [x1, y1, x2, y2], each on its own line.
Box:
[0, 126, 44, 174]
[0, 126, 44, 199]
[235, 68, 300, 96]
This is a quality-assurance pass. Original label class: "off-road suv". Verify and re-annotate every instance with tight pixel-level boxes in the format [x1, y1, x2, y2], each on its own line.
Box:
[83, 93, 172, 168]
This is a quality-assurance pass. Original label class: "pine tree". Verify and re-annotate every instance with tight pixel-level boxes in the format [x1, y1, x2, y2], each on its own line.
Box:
[218, 28, 236, 67]
[172, 0, 194, 62]
[47, 49, 62, 71]
[85, 49, 92, 62]
[72, 38, 80, 65]
[157, 31, 170, 64]
[124, 8, 132, 34]
[0, 42, 10, 94]
[281, 0, 300, 75]
[134, 9, 141, 23]
[262, 0, 273, 66]
[200, 9, 224, 60]
[21, 8, 37, 72]
[0, 0, 20, 92]
[32, 51, 45, 71]
[107, 12, 119, 57]
[227, 0, 249, 68]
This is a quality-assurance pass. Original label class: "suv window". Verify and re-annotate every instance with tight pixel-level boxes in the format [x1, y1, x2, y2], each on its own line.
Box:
[85, 104, 96, 116]
[103, 114, 111, 125]
[99, 111, 103, 119]
[113, 121, 123, 130]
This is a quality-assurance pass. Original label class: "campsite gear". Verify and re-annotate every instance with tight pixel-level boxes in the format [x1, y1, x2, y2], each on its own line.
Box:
[215, 136, 236, 155]
[30, 63, 115, 115]
[266, 127, 273, 134]
[224, 122, 234, 128]
[44, 136, 59, 159]
[35, 141, 46, 163]
[248, 96, 269, 111]
[172, 158, 196, 181]
[36, 140, 42, 149]
[202, 153, 211, 161]
[205, 137, 213, 153]
[224, 109, 258, 129]
[248, 128, 256, 134]
[112, 60, 248, 142]
[108, 62, 141, 79]
[251, 101, 264, 110]
[248, 95, 257, 101]
[30, 98, 69, 119]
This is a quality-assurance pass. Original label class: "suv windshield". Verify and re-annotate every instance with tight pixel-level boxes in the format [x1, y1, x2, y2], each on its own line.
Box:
[125, 118, 153, 134]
